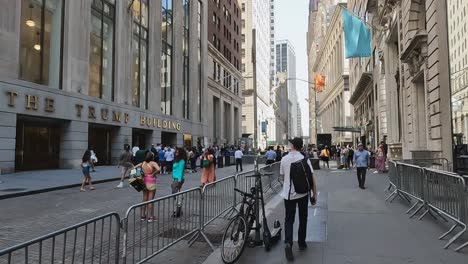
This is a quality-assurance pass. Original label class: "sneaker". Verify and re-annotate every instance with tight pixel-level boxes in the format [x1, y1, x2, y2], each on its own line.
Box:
[116, 182, 124, 188]
[285, 243, 294, 261]
[148, 216, 157, 223]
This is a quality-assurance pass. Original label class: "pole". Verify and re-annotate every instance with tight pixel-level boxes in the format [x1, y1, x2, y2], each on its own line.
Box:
[252, 29, 258, 149]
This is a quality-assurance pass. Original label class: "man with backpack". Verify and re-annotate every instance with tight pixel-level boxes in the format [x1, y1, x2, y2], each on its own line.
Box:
[280, 137, 317, 261]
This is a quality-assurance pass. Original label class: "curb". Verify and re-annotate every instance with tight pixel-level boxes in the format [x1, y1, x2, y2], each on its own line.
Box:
[0, 176, 123, 201]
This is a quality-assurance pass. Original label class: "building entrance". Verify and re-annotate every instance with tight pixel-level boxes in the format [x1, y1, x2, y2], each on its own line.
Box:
[161, 132, 177, 147]
[88, 124, 114, 166]
[15, 116, 61, 171]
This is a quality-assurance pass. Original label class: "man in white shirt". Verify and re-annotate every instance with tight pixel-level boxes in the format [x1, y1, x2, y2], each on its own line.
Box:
[131, 145, 140, 157]
[280, 137, 317, 261]
[234, 147, 243, 172]
[164, 146, 175, 174]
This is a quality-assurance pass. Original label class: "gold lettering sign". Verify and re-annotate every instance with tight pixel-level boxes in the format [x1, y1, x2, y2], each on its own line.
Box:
[176, 123, 181, 131]
[6, 91, 18, 107]
[112, 111, 121, 122]
[162, 120, 168, 128]
[25, 95, 38, 110]
[75, 104, 83, 117]
[157, 119, 162, 128]
[124, 113, 129, 123]
[45, 98, 55, 112]
[172, 121, 177, 129]
[88, 106, 96, 119]
[140, 116, 146, 125]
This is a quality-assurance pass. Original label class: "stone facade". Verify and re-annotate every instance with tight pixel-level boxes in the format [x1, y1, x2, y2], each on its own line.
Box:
[0, 0, 209, 173]
[349, 0, 452, 160]
[312, 3, 353, 146]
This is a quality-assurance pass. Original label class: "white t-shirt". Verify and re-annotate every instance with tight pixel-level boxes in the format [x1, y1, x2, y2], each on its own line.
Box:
[280, 150, 314, 200]
[234, 150, 243, 159]
[165, 149, 175, 161]
[132, 146, 139, 157]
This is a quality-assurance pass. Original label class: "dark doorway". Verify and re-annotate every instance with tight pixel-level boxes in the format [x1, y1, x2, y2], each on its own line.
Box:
[88, 124, 114, 166]
[161, 131, 177, 147]
[15, 116, 61, 171]
[132, 129, 151, 149]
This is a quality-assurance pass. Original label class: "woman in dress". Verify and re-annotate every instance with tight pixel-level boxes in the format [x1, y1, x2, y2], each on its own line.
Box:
[136, 152, 160, 222]
[375, 144, 386, 173]
[201, 147, 216, 186]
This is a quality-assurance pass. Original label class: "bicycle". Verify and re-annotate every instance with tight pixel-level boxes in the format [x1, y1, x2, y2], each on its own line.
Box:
[221, 166, 281, 264]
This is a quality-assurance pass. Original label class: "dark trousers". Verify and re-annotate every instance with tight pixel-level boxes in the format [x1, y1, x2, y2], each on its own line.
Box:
[357, 167, 367, 187]
[166, 160, 173, 173]
[284, 195, 308, 246]
[266, 159, 275, 165]
[236, 158, 243, 172]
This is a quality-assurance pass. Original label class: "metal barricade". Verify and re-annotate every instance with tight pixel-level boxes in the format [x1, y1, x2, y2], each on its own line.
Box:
[235, 169, 257, 197]
[400, 158, 451, 171]
[423, 168, 467, 250]
[0, 213, 121, 264]
[201, 175, 237, 228]
[396, 163, 425, 217]
[121, 188, 206, 264]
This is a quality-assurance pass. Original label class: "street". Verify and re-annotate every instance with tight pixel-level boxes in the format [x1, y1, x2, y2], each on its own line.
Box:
[0, 164, 253, 250]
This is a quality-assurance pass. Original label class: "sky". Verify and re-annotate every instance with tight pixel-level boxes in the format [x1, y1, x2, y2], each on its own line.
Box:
[275, 0, 310, 137]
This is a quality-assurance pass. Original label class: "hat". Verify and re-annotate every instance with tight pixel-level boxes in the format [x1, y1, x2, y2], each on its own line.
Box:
[358, 142, 363, 146]
[288, 137, 304, 150]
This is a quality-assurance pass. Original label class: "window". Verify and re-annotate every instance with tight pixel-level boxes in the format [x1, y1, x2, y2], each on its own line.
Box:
[19, 0, 64, 88]
[241, 3, 245, 11]
[182, 0, 190, 119]
[131, 0, 149, 109]
[89, 0, 115, 100]
[161, 0, 173, 115]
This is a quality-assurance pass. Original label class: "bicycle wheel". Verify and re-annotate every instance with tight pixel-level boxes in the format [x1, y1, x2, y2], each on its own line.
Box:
[221, 215, 248, 264]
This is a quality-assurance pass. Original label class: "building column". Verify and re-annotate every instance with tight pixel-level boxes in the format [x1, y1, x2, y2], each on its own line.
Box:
[60, 121, 88, 169]
[220, 99, 225, 144]
[148, 0, 162, 113]
[111, 126, 132, 164]
[230, 103, 235, 145]
[0, 112, 16, 174]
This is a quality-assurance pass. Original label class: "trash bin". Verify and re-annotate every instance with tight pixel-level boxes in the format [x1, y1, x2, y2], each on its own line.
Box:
[225, 155, 231, 166]
[217, 156, 224, 168]
[311, 158, 320, 170]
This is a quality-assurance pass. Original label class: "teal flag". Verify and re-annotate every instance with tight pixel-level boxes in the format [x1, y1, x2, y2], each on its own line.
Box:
[341, 8, 371, 58]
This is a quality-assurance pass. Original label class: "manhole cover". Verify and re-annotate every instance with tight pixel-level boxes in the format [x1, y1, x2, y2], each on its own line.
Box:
[0, 188, 27, 192]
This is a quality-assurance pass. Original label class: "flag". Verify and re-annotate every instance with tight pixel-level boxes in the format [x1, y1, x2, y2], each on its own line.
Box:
[341, 8, 372, 58]
[314, 74, 325, 92]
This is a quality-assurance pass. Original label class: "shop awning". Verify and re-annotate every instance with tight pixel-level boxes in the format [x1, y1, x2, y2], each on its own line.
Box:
[349, 72, 373, 105]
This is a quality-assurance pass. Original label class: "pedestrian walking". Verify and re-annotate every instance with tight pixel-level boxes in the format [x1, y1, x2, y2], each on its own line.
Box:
[265, 146, 277, 165]
[320, 146, 330, 168]
[189, 147, 198, 173]
[201, 148, 216, 185]
[280, 138, 317, 261]
[158, 146, 166, 174]
[135, 152, 160, 222]
[275, 146, 282, 162]
[117, 144, 133, 188]
[375, 144, 386, 173]
[353, 143, 370, 189]
[165, 146, 175, 174]
[80, 150, 95, 192]
[171, 147, 186, 217]
[348, 145, 355, 168]
[235, 147, 243, 172]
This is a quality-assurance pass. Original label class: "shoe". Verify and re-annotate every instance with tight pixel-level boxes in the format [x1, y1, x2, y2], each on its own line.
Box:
[116, 182, 124, 188]
[148, 216, 157, 223]
[285, 243, 294, 261]
[140, 216, 146, 221]
[298, 242, 307, 251]
[90, 187, 95, 190]
[361, 186, 366, 189]
[80, 188, 86, 192]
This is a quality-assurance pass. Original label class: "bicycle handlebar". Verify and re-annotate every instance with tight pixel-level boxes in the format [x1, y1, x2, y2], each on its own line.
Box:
[234, 188, 254, 198]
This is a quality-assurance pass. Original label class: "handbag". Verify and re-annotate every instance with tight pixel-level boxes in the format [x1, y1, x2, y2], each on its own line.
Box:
[129, 167, 146, 192]
[289, 158, 314, 197]
[202, 158, 211, 168]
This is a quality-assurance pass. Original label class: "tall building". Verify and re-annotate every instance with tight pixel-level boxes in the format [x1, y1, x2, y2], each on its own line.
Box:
[307, 0, 341, 144]
[275, 40, 298, 142]
[207, 0, 243, 146]
[297, 103, 303, 137]
[240, 0, 275, 149]
[311, 3, 353, 146]
[0, 0, 208, 173]
[349, 0, 452, 161]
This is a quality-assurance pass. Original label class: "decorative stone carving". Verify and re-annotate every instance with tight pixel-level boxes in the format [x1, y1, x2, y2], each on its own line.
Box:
[400, 31, 428, 76]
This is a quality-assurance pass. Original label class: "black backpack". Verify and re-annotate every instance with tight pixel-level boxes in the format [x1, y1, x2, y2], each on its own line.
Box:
[289, 156, 314, 198]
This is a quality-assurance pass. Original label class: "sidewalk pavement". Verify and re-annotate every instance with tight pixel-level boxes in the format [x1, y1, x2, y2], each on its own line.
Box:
[0, 164, 253, 200]
[203, 162, 468, 264]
